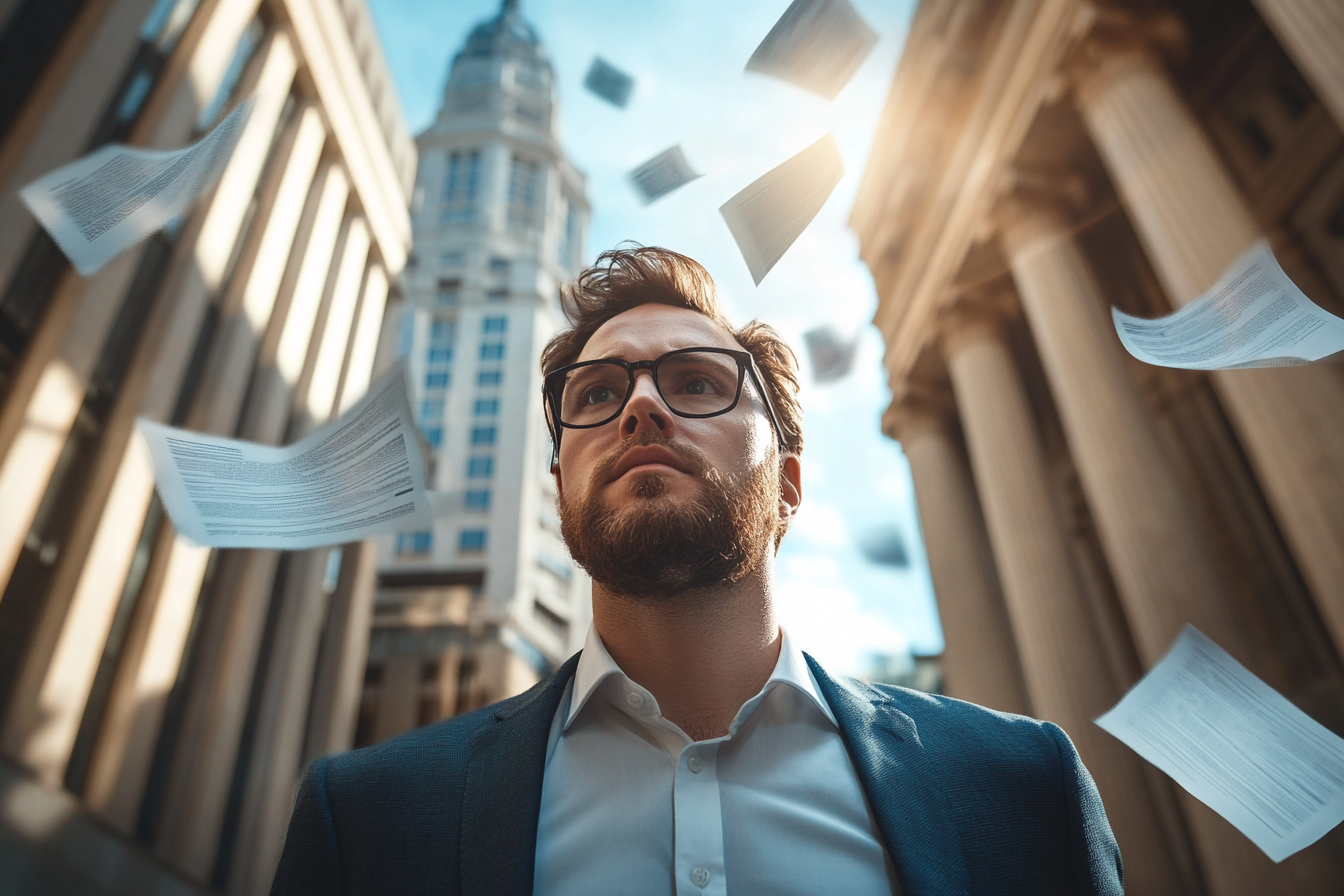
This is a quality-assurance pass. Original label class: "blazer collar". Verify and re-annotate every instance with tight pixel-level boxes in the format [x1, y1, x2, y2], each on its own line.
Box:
[459, 653, 580, 896]
[457, 652, 970, 896]
[806, 655, 971, 896]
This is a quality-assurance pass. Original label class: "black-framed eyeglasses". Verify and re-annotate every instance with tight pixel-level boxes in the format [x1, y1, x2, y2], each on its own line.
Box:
[542, 347, 787, 459]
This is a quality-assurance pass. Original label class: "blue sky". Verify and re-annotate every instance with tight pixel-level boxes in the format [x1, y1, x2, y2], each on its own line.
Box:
[366, 0, 942, 674]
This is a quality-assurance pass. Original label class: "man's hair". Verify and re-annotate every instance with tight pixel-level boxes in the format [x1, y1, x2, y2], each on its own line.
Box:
[540, 245, 804, 458]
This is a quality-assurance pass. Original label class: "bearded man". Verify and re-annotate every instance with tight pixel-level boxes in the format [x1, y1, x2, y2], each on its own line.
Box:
[272, 246, 1123, 895]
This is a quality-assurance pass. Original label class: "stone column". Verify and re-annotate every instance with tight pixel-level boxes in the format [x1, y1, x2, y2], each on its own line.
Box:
[229, 233, 372, 896]
[940, 304, 1187, 894]
[302, 261, 392, 762]
[153, 158, 349, 879]
[997, 194, 1249, 664]
[81, 159, 348, 836]
[1073, 36, 1344, 895]
[1073, 40, 1344, 674]
[885, 394, 1029, 715]
[1251, 0, 1344, 132]
[303, 539, 379, 762]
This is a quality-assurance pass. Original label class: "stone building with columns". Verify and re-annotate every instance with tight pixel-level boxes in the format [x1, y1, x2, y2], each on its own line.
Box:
[0, 0, 414, 893]
[852, 0, 1344, 893]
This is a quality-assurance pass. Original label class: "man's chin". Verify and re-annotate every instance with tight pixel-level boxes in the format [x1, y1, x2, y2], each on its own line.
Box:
[606, 469, 697, 502]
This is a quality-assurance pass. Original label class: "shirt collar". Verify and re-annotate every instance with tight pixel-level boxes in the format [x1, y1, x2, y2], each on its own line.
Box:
[565, 623, 837, 731]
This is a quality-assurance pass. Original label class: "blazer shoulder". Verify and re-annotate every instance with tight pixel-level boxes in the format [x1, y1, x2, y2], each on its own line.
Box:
[839, 678, 1068, 780]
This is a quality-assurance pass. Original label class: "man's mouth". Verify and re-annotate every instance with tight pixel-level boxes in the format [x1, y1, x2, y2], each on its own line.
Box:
[608, 444, 691, 482]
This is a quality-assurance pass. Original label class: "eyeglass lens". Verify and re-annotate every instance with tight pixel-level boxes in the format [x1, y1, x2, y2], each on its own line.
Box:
[558, 351, 742, 426]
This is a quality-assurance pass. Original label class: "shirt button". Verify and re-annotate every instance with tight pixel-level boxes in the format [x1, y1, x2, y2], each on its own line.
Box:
[687, 754, 703, 773]
[625, 691, 645, 709]
[691, 866, 711, 888]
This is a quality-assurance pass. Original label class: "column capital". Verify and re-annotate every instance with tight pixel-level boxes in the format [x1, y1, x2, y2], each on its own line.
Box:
[1064, 6, 1185, 111]
[884, 385, 954, 443]
[991, 167, 1087, 258]
[935, 286, 1019, 358]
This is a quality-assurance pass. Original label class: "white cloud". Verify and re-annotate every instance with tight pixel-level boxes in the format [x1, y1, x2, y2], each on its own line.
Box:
[775, 567, 910, 677]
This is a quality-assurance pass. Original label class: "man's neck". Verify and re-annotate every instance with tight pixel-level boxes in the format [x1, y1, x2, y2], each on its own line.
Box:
[590, 562, 781, 742]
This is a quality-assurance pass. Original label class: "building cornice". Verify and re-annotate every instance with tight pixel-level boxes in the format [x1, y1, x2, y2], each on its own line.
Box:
[282, 0, 414, 273]
[855, 0, 1085, 390]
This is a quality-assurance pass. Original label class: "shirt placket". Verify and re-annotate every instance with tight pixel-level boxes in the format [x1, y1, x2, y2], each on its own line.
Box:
[673, 740, 726, 896]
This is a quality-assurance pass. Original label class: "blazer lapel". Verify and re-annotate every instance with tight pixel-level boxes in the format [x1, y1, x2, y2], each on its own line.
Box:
[459, 653, 580, 896]
[807, 655, 970, 896]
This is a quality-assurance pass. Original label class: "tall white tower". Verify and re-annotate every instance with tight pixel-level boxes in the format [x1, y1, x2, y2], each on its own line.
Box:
[367, 0, 590, 739]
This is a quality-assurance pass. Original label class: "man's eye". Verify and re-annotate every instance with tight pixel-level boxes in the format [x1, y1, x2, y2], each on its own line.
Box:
[675, 376, 720, 395]
[584, 386, 616, 405]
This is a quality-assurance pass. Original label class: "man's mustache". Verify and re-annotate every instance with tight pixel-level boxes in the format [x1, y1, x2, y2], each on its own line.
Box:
[589, 431, 711, 490]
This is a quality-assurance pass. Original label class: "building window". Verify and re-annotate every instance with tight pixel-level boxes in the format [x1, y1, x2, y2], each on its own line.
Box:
[533, 600, 569, 640]
[459, 529, 488, 552]
[421, 398, 445, 421]
[436, 278, 460, 307]
[489, 257, 510, 275]
[483, 316, 507, 334]
[514, 102, 545, 124]
[486, 288, 508, 302]
[443, 149, 481, 223]
[471, 426, 496, 445]
[353, 698, 378, 748]
[480, 343, 505, 361]
[397, 531, 433, 555]
[430, 318, 455, 347]
[425, 371, 450, 390]
[474, 398, 499, 416]
[467, 456, 494, 479]
[424, 427, 444, 448]
[507, 155, 541, 230]
[420, 660, 439, 683]
[559, 196, 578, 269]
[538, 553, 573, 583]
[363, 663, 384, 686]
[477, 370, 502, 387]
[428, 348, 453, 364]
[417, 695, 440, 727]
[465, 489, 492, 510]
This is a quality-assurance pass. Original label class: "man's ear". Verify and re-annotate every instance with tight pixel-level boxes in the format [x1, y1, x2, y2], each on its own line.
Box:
[551, 463, 563, 499]
[778, 454, 801, 519]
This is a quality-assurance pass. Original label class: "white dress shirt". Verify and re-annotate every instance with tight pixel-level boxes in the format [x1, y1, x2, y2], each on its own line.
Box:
[533, 625, 900, 896]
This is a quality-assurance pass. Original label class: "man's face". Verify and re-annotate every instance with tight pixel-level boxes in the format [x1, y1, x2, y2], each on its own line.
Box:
[553, 304, 798, 598]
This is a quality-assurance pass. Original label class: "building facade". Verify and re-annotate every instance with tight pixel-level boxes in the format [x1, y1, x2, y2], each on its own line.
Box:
[852, 0, 1344, 893]
[0, 0, 414, 893]
[362, 0, 592, 748]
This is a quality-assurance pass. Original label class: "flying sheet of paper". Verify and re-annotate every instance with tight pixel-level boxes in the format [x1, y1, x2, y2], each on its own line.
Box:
[1096, 625, 1344, 862]
[628, 146, 701, 204]
[746, 0, 879, 100]
[137, 366, 432, 550]
[1112, 240, 1344, 370]
[19, 99, 254, 276]
[720, 133, 843, 285]
[803, 325, 858, 382]
[583, 57, 634, 108]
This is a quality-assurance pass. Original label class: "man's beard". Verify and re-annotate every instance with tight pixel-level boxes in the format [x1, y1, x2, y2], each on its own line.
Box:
[559, 432, 778, 599]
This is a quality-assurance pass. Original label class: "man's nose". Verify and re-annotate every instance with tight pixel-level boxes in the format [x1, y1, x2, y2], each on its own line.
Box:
[621, 372, 673, 439]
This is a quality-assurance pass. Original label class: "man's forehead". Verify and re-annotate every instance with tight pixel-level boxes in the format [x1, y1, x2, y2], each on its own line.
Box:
[579, 303, 741, 360]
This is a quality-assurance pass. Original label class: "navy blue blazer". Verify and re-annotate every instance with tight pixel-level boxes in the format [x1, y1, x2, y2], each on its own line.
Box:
[272, 653, 1123, 895]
